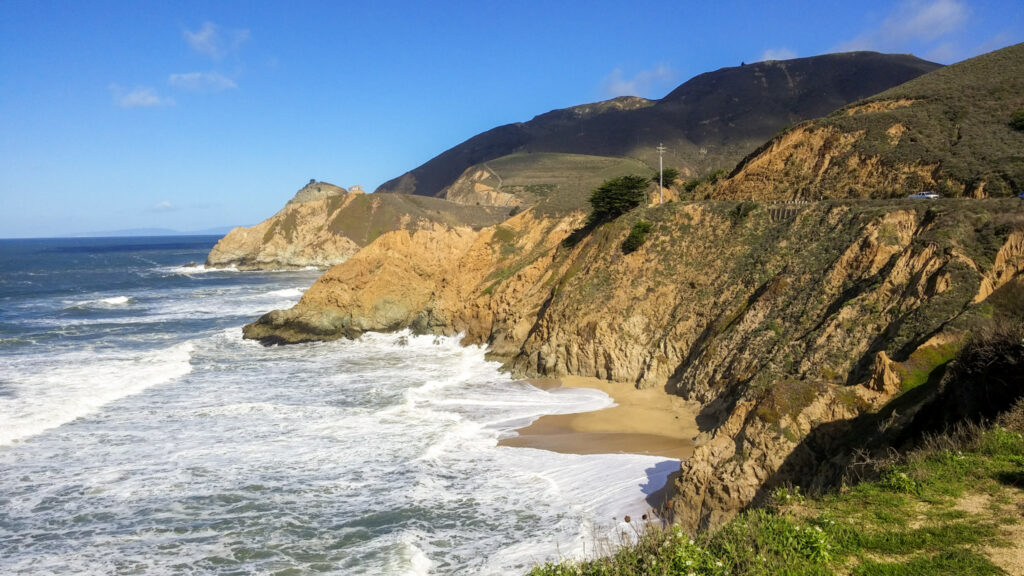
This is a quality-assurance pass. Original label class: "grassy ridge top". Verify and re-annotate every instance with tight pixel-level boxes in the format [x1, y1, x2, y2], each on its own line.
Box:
[444, 152, 652, 216]
[721, 43, 1024, 200]
[826, 42, 1024, 195]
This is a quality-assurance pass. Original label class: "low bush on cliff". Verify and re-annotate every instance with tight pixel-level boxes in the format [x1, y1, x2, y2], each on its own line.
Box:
[1011, 109, 1024, 132]
[621, 220, 653, 254]
[529, 400, 1024, 576]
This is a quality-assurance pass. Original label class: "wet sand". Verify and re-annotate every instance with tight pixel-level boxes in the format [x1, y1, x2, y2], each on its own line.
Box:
[499, 375, 700, 460]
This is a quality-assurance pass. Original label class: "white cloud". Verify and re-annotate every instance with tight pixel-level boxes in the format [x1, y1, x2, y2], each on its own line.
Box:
[169, 71, 237, 92]
[183, 21, 249, 60]
[602, 63, 675, 97]
[151, 201, 177, 212]
[836, 0, 969, 55]
[109, 85, 175, 108]
[925, 42, 959, 62]
[967, 32, 1016, 58]
[760, 47, 797, 62]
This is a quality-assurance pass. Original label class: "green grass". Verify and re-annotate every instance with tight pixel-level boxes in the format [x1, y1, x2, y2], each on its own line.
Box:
[529, 405, 1024, 576]
[894, 340, 962, 391]
[853, 550, 1003, 576]
[453, 152, 653, 216]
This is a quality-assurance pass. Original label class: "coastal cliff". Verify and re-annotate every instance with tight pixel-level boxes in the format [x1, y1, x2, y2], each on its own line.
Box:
[236, 44, 1024, 536]
[244, 198, 1024, 530]
[206, 180, 508, 270]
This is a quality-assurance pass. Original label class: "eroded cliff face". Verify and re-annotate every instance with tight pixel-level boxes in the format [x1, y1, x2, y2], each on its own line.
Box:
[714, 122, 954, 201]
[444, 166, 523, 207]
[207, 195, 362, 270]
[206, 182, 508, 270]
[243, 198, 1024, 531]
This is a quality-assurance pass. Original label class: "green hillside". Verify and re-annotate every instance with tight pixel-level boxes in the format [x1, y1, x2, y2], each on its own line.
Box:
[319, 193, 508, 246]
[827, 42, 1024, 196]
[722, 43, 1024, 200]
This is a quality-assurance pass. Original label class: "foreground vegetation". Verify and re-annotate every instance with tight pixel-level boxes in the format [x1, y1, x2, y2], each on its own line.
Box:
[531, 410, 1023, 575]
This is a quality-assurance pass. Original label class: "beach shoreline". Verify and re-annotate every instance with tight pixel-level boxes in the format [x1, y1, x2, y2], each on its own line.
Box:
[499, 375, 700, 462]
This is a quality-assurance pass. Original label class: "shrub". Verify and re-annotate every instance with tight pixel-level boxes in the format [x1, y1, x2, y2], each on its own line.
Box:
[621, 220, 652, 254]
[729, 201, 758, 224]
[1011, 109, 1024, 131]
[707, 169, 728, 183]
[881, 468, 922, 495]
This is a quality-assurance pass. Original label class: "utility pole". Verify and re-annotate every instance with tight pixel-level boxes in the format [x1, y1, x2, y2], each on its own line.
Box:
[656, 143, 667, 204]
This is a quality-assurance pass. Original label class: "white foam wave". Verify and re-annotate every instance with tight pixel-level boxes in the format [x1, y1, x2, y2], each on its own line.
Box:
[0, 316, 678, 574]
[258, 287, 306, 299]
[39, 281, 311, 328]
[156, 264, 326, 276]
[397, 533, 433, 576]
[158, 264, 239, 275]
[98, 295, 131, 305]
[67, 295, 135, 309]
[0, 341, 195, 445]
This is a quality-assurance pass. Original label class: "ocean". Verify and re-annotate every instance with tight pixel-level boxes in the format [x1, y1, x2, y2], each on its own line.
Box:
[0, 236, 678, 575]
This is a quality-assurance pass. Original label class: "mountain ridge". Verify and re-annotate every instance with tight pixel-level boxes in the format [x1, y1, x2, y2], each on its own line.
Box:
[376, 52, 941, 201]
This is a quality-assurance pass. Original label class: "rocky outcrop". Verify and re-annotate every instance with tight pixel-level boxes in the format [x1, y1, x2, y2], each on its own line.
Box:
[206, 182, 509, 270]
[287, 180, 347, 204]
[867, 351, 901, 395]
[207, 195, 361, 270]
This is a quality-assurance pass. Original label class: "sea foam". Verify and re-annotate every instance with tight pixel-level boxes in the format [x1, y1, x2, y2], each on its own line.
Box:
[0, 341, 194, 445]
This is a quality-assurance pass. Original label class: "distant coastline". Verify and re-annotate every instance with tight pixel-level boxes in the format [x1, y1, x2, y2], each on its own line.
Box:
[0, 227, 241, 240]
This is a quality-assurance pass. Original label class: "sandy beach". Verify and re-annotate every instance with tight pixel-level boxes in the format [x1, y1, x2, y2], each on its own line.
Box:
[499, 375, 700, 461]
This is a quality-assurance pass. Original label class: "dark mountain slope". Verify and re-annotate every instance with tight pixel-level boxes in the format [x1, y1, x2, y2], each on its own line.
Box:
[376, 52, 941, 199]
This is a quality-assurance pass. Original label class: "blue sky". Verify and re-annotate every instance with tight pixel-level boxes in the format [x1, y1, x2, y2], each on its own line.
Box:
[1, 1, 1021, 237]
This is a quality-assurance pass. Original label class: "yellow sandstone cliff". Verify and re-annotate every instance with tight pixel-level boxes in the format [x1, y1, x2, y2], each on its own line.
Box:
[206, 180, 508, 270]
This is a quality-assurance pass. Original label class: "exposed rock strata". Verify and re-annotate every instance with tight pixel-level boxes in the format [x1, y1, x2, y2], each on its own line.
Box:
[244, 198, 1024, 530]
